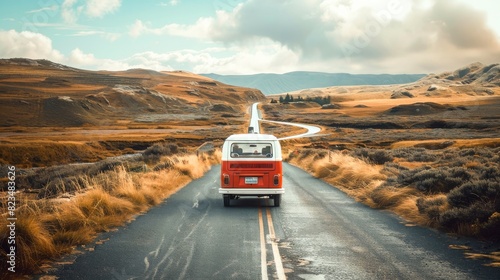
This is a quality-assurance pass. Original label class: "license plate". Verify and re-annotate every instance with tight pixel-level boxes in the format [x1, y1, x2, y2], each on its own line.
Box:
[245, 177, 258, 184]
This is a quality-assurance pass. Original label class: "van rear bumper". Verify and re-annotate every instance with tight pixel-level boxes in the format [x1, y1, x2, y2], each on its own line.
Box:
[219, 188, 284, 195]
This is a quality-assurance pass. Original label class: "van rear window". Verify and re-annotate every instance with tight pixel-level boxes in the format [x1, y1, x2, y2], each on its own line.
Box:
[231, 143, 273, 158]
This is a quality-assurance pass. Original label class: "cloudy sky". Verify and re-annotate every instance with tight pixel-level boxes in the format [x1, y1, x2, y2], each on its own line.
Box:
[1, 0, 499, 74]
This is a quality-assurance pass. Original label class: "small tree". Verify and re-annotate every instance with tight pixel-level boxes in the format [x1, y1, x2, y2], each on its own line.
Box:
[284, 93, 291, 103]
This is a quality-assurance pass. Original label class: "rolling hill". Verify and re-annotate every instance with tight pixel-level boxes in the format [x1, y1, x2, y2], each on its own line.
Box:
[268, 62, 500, 103]
[201, 71, 426, 95]
[0, 58, 265, 127]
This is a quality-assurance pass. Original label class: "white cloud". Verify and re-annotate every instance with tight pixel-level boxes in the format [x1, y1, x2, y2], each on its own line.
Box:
[68, 47, 98, 65]
[193, 40, 300, 74]
[0, 29, 64, 62]
[85, 0, 121, 18]
[0, 30, 127, 71]
[128, 19, 147, 37]
[61, 44, 299, 74]
[61, 0, 80, 24]
[128, 18, 214, 39]
[72, 30, 120, 41]
[67, 48, 143, 71]
[132, 0, 499, 73]
[3, 0, 499, 75]
[61, 0, 121, 23]
[0, 28, 294, 74]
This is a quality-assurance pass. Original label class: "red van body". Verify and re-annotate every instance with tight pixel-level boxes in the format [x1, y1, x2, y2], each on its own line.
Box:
[219, 133, 283, 207]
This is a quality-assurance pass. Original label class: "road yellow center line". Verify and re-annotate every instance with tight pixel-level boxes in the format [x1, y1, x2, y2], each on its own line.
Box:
[259, 206, 286, 280]
[258, 207, 269, 280]
[266, 207, 286, 280]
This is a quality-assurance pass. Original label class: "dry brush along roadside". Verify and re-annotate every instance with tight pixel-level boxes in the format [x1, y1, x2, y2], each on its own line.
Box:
[286, 146, 500, 267]
[0, 143, 221, 278]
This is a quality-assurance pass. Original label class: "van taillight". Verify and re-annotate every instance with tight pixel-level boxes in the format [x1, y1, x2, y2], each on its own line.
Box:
[223, 174, 230, 185]
[273, 174, 280, 186]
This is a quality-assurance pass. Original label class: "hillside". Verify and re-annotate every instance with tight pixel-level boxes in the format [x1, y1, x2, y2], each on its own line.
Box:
[201, 71, 425, 95]
[421, 62, 500, 86]
[0, 58, 265, 167]
[269, 62, 500, 103]
[0, 58, 265, 127]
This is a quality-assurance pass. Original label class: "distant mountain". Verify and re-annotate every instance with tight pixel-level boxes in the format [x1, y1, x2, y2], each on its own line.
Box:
[201, 71, 426, 95]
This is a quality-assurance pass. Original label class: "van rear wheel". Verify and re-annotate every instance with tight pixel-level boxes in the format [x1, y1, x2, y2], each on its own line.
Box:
[223, 195, 230, 207]
[273, 194, 281, 207]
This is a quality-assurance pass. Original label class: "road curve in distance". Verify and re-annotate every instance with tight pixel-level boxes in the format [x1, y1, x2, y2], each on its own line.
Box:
[251, 102, 322, 139]
[261, 119, 322, 140]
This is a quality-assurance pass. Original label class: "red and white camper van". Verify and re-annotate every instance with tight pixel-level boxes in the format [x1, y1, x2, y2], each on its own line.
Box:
[219, 133, 283, 207]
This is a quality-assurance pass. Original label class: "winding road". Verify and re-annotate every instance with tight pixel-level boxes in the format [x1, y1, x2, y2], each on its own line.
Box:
[50, 103, 498, 279]
[250, 102, 322, 140]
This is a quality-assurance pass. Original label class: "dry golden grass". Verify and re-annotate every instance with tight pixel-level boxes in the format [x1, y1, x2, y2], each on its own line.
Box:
[287, 150, 386, 204]
[172, 154, 210, 179]
[1, 215, 57, 273]
[0, 151, 220, 277]
[287, 149, 440, 227]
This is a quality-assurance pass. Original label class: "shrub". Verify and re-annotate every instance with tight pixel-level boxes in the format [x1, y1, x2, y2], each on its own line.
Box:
[416, 196, 447, 223]
[382, 162, 408, 181]
[313, 151, 328, 161]
[142, 143, 179, 163]
[391, 148, 438, 162]
[88, 158, 125, 174]
[440, 201, 495, 232]
[447, 180, 500, 208]
[394, 166, 431, 186]
[298, 148, 320, 160]
[481, 166, 500, 181]
[449, 167, 473, 181]
[143, 143, 179, 156]
[38, 176, 87, 198]
[393, 166, 472, 193]
[459, 148, 477, 157]
[352, 148, 393, 164]
[19, 158, 127, 191]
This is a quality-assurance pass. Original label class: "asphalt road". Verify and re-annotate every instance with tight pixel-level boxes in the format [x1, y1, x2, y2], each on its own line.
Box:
[50, 163, 498, 280]
[250, 102, 322, 139]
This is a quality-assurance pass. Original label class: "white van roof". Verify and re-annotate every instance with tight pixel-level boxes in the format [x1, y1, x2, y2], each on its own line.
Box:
[225, 133, 279, 141]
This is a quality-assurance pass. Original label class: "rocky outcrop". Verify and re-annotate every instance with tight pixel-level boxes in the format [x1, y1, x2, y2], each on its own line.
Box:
[421, 62, 500, 86]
